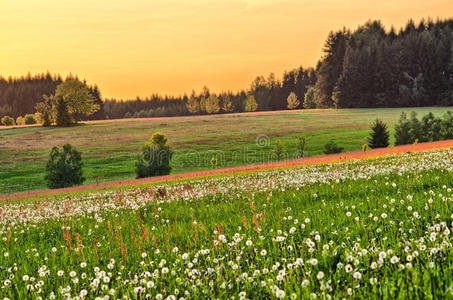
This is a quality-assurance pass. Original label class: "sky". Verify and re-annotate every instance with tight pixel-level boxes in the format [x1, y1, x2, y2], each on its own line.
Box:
[1, 0, 453, 99]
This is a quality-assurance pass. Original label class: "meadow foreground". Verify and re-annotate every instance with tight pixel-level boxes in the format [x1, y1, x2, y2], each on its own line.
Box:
[0, 148, 452, 298]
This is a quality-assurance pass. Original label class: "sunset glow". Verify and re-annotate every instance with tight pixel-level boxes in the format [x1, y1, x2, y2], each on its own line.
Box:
[2, 0, 453, 98]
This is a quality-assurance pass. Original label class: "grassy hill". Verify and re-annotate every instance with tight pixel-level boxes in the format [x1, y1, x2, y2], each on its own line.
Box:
[0, 107, 451, 195]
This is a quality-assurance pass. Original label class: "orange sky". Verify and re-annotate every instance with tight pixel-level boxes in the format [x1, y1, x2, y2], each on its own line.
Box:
[1, 0, 452, 98]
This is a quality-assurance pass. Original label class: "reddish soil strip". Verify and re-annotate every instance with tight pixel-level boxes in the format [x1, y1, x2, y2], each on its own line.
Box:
[1, 139, 453, 201]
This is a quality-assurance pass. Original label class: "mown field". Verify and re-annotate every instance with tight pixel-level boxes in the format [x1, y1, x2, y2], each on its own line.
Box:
[0, 149, 452, 299]
[0, 107, 451, 195]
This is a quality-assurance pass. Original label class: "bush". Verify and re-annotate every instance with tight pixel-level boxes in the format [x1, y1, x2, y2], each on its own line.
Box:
[24, 114, 37, 124]
[324, 140, 343, 154]
[1, 116, 15, 126]
[45, 144, 85, 188]
[368, 119, 390, 149]
[394, 112, 412, 145]
[136, 133, 173, 178]
[16, 116, 25, 125]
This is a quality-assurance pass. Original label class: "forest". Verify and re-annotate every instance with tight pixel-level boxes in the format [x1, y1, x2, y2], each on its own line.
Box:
[1, 18, 453, 120]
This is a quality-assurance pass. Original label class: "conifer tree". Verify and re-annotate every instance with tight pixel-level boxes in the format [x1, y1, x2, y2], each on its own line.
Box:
[368, 119, 390, 149]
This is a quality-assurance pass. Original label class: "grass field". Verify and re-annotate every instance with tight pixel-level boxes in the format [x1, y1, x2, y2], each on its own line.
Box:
[1, 149, 452, 298]
[0, 107, 451, 195]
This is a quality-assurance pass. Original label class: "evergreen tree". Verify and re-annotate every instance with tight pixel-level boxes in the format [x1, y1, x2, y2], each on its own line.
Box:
[368, 119, 390, 148]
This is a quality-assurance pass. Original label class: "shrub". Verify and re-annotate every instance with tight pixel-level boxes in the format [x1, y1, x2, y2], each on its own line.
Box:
[362, 144, 369, 152]
[324, 140, 343, 154]
[368, 119, 390, 149]
[297, 136, 306, 158]
[274, 140, 284, 160]
[24, 114, 37, 124]
[394, 112, 412, 145]
[1, 116, 15, 126]
[136, 133, 173, 178]
[45, 144, 85, 188]
[16, 116, 25, 125]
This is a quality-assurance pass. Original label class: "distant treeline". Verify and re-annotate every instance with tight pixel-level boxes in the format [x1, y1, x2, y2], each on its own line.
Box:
[0, 73, 104, 120]
[2, 18, 453, 120]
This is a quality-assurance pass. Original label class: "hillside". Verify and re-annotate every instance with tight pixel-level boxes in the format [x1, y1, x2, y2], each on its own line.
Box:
[1, 107, 452, 195]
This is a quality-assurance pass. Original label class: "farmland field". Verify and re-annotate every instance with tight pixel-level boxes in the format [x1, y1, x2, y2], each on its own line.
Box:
[0, 148, 453, 298]
[1, 107, 452, 195]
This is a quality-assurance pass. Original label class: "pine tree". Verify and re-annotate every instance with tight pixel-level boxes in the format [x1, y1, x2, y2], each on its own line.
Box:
[368, 119, 390, 148]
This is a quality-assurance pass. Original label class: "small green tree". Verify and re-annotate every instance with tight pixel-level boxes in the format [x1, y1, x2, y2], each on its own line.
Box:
[440, 111, 453, 139]
[408, 112, 423, 143]
[274, 140, 284, 160]
[394, 112, 412, 145]
[303, 87, 317, 109]
[35, 95, 54, 126]
[210, 157, 218, 169]
[55, 95, 72, 127]
[45, 144, 85, 188]
[297, 136, 306, 158]
[1, 116, 15, 126]
[221, 95, 234, 113]
[136, 133, 173, 178]
[324, 140, 343, 154]
[287, 92, 300, 109]
[205, 95, 221, 114]
[55, 79, 99, 122]
[368, 119, 390, 149]
[244, 95, 258, 112]
[186, 93, 201, 114]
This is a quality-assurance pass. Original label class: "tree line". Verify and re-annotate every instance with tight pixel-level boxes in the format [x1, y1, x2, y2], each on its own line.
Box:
[2, 18, 453, 122]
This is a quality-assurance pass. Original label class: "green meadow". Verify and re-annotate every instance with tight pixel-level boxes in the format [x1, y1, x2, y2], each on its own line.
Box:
[0, 107, 451, 195]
